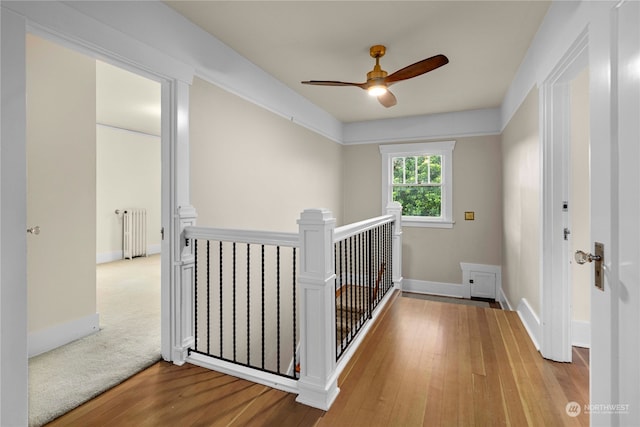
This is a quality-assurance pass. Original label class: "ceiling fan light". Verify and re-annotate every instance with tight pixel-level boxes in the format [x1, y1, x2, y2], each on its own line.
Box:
[368, 84, 387, 97]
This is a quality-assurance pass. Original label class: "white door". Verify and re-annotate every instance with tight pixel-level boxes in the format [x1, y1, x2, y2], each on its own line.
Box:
[469, 271, 496, 300]
[26, 34, 98, 356]
[606, 1, 640, 423]
[589, 1, 640, 424]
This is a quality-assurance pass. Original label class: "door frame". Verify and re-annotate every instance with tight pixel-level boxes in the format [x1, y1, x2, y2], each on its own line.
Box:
[0, 3, 193, 424]
[26, 26, 180, 356]
[540, 30, 589, 362]
[23, 28, 185, 357]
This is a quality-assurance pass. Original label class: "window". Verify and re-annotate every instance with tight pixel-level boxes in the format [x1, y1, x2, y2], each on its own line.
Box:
[380, 141, 455, 228]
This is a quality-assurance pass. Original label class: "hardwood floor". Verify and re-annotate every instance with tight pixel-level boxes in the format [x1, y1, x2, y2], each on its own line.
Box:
[47, 292, 589, 426]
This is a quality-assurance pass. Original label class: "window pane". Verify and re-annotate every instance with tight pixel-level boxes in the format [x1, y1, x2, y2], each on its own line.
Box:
[392, 157, 404, 184]
[392, 186, 442, 217]
[405, 157, 416, 183]
[417, 156, 429, 184]
[430, 155, 442, 183]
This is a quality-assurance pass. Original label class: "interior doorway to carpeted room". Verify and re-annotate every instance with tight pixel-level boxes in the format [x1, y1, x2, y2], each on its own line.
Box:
[26, 35, 163, 427]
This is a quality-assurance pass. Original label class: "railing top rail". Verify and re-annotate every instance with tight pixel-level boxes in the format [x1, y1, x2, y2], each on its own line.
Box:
[185, 225, 299, 247]
[334, 214, 394, 243]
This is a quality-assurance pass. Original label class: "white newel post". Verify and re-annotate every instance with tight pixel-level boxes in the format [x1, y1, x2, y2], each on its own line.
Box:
[170, 79, 196, 365]
[173, 205, 197, 364]
[295, 209, 340, 410]
[386, 202, 403, 290]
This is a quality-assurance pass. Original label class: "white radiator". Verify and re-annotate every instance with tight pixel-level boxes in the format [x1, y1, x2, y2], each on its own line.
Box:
[123, 208, 147, 259]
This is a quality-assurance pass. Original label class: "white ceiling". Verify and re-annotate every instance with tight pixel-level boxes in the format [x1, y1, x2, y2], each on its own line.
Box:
[165, 0, 550, 123]
[96, 60, 161, 136]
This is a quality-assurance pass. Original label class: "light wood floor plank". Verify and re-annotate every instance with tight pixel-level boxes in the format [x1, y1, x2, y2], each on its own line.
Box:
[473, 306, 510, 425]
[47, 292, 589, 427]
[485, 309, 531, 425]
[386, 300, 435, 427]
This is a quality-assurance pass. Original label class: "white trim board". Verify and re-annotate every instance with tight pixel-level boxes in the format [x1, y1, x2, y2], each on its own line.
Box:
[571, 320, 590, 349]
[499, 287, 514, 311]
[539, 27, 589, 364]
[343, 108, 501, 145]
[28, 313, 100, 358]
[96, 244, 161, 264]
[516, 298, 541, 351]
[497, 296, 561, 368]
[96, 251, 124, 264]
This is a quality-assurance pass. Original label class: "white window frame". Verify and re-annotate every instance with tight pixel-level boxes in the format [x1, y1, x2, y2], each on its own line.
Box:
[380, 141, 456, 228]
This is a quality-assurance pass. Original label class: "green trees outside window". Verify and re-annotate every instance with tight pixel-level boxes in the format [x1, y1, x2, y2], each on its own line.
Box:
[392, 155, 442, 217]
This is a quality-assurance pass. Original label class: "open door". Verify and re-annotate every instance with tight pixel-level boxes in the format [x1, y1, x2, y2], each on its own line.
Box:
[596, 1, 640, 423]
[26, 34, 98, 357]
[540, 33, 589, 363]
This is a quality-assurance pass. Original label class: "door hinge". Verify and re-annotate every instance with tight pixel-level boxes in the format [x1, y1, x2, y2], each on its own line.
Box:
[564, 228, 571, 240]
[161, 227, 164, 240]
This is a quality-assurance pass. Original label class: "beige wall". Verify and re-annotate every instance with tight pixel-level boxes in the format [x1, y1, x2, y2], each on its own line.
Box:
[189, 77, 343, 369]
[501, 87, 540, 313]
[570, 68, 590, 322]
[343, 135, 503, 285]
[190, 77, 343, 231]
[96, 125, 161, 260]
[343, 143, 381, 224]
[26, 35, 97, 333]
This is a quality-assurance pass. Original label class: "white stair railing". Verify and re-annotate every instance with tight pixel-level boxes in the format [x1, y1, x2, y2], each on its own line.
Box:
[177, 203, 403, 412]
[296, 202, 402, 410]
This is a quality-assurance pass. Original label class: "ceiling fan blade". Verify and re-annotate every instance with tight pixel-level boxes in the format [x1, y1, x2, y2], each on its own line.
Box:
[378, 90, 397, 108]
[385, 54, 449, 84]
[301, 80, 367, 89]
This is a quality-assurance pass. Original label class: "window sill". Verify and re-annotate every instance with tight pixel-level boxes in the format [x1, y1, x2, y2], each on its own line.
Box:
[401, 218, 455, 228]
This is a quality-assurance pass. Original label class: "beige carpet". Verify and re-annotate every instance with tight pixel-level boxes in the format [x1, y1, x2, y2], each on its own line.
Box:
[28, 255, 161, 427]
[402, 291, 491, 308]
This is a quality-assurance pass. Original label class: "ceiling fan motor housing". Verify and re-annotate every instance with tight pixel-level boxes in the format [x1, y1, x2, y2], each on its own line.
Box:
[367, 45, 388, 87]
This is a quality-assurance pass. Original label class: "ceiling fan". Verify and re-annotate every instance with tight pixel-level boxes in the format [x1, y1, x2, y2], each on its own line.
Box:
[301, 45, 449, 108]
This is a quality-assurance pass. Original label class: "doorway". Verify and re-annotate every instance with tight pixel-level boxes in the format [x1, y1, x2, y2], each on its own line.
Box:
[26, 34, 163, 425]
[540, 32, 589, 363]
[567, 67, 591, 351]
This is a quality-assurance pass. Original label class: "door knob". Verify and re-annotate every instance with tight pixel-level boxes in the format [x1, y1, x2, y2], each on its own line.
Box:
[27, 226, 40, 235]
[575, 242, 605, 291]
[574, 250, 601, 264]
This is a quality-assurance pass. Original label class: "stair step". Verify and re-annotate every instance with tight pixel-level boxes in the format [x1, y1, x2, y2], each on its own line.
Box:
[336, 302, 366, 314]
[335, 309, 365, 332]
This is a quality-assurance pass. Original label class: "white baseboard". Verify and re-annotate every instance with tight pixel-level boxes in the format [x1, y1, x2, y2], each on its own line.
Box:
[188, 352, 299, 395]
[497, 293, 588, 349]
[571, 320, 590, 348]
[402, 278, 469, 298]
[28, 313, 100, 358]
[96, 250, 123, 264]
[499, 287, 513, 310]
[516, 298, 541, 350]
[97, 244, 161, 264]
